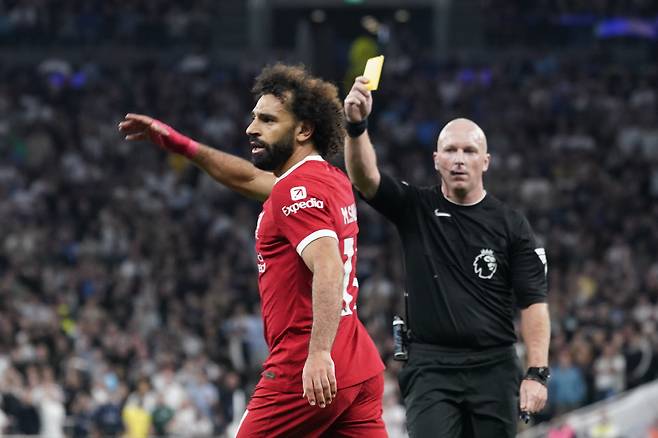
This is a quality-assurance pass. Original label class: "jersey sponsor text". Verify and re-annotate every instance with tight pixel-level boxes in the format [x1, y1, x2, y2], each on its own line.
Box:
[281, 198, 324, 216]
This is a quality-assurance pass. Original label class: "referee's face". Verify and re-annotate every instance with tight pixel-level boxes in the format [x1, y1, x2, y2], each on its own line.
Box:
[434, 119, 490, 196]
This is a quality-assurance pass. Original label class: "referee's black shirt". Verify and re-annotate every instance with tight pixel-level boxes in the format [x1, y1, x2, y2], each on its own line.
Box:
[365, 173, 548, 350]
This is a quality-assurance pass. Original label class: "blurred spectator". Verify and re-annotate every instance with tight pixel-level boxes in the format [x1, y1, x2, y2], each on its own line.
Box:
[623, 322, 654, 389]
[593, 344, 627, 401]
[219, 371, 247, 437]
[589, 411, 620, 438]
[0, 366, 41, 435]
[152, 364, 187, 411]
[35, 366, 66, 438]
[125, 377, 157, 413]
[93, 388, 125, 437]
[122, 402, 151, 438]
[122, 377, 156, 438]
[151, 393, 175, 436]
[549, 349, 587, 415]
[70, 393, 94, 438]
[169, 398, 213, 437]
[185, 367, 218, 421]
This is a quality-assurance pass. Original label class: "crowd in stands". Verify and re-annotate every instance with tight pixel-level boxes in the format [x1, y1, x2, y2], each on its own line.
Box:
[0, 0, 226, 46]
[482, 0, 658, 17]
[479, 0, 658, 47]
[2, 0, 658, 48]
[1, 19, 658, 438]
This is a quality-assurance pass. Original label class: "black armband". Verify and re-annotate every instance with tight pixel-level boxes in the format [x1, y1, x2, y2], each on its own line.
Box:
[346, 119, 368, 138]
[524, 367, 551, 387]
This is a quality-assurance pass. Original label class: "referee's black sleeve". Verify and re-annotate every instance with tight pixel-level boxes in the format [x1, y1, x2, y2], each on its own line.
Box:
[510, 212, 548, 308]
[361, 172, 411, 224]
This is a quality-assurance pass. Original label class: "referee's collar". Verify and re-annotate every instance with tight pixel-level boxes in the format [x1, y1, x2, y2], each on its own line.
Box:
[442, 190, 487, 206]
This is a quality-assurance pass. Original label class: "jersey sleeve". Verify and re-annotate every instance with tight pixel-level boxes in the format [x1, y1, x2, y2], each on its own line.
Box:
[510, 212, 548, 308]
[271, 176, 338, 256]
[362, 172, 412, 224]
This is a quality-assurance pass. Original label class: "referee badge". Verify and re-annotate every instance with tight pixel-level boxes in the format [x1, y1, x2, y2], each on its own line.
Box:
[474, 248, 497, 279]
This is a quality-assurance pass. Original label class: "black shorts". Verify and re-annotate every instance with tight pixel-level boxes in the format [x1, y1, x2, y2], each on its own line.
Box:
[398, 343, 523, 438]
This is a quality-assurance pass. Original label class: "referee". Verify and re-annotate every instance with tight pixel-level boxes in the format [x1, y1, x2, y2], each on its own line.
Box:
[344, 76, 550, 437]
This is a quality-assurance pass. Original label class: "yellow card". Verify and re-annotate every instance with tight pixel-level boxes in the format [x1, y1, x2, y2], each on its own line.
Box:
[363, 55, 384, 90]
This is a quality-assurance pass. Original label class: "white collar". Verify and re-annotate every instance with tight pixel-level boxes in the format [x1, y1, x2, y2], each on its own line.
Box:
[443, 190, 487, 206]
[275, 155, 324, 183]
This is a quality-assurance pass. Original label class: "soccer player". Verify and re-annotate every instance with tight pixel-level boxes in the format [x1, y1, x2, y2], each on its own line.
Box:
[118, 65, 386, 437]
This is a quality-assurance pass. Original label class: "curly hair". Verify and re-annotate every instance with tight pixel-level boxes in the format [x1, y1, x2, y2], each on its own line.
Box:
[251, 64, 345, 159]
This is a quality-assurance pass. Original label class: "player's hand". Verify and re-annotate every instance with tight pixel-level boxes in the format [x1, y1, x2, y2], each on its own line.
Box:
[118, 113, 199, 158]
[302, 351, 337, 408]
[344, 76, 372, 123]
[519, 379, 547, 414]
[118, 113, 163, 141]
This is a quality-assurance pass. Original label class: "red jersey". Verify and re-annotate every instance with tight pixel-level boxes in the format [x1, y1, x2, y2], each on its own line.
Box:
[253, 155, 384, 393]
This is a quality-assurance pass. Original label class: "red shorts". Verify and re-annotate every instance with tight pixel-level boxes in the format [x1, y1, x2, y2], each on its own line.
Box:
[236, 373, 387, 438]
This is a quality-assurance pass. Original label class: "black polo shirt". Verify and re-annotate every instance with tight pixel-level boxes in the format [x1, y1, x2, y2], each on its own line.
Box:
[365, 172, 548, 349]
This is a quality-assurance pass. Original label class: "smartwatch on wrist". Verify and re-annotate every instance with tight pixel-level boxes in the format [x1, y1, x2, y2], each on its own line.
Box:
[524, 367, 551, 386]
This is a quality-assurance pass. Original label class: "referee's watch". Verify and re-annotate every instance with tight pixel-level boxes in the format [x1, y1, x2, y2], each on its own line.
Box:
[524, 367, 551, 387]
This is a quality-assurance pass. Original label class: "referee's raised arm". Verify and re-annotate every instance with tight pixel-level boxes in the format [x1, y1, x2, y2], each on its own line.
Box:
[343, 76, 381, 200]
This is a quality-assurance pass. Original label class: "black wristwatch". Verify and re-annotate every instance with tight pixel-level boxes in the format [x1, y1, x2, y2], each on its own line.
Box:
[524, 367, 551, 386]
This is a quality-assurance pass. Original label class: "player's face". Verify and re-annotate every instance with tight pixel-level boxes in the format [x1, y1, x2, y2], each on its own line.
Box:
[246, 94, 297, 172]
[433, 128, 489, 195]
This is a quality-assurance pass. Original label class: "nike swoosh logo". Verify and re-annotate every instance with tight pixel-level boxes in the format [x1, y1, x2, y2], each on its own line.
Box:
[434, 210, 451, 217]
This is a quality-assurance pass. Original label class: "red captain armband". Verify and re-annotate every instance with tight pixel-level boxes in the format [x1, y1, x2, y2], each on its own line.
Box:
[149, 120, 200, 158]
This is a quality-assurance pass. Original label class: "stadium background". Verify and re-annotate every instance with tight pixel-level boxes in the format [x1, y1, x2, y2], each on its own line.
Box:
[1, 0, 658, 436]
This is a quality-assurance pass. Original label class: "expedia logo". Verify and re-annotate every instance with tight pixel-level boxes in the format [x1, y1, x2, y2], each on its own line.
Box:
[290, 186, 307, 201]
[282, 198, 324, 216]
[473, 248, 497, 279]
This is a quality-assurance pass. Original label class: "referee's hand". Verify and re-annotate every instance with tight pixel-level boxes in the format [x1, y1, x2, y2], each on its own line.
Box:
[520, 379, 547, 414]
[302, 351, 337, 408]
[344, 76, 372, 123]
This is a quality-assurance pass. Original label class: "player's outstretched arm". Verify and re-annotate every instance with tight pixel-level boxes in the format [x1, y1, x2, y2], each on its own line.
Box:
[300, 237, 344, 409]
[118, 113, 275, 202]
[343, 76, 381, 200]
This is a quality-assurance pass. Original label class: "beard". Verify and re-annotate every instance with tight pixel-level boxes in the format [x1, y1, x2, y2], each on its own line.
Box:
[250, 131, 295, 172]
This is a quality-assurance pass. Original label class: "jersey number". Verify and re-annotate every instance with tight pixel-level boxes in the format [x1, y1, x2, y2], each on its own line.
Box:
[341, 238, 357, 316]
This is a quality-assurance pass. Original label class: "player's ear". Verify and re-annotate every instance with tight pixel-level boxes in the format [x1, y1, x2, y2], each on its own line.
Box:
[296, 120, 314, 143]
[433, 151, 440, 171]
